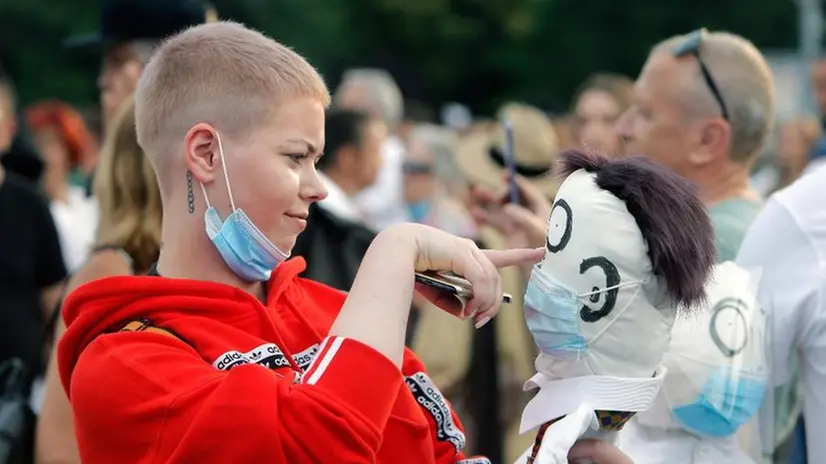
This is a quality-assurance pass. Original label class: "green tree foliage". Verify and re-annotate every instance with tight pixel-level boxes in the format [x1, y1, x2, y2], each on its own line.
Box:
[0, 0, 801, 116]
[0, 1, 100, 107]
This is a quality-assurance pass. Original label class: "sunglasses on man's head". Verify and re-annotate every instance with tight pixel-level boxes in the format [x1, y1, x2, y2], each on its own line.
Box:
[403, 161, 434, 175]
[672, 28, 730, 121]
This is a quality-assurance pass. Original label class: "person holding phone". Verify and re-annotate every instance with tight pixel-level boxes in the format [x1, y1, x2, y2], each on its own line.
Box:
[455, 102, 559, 206]
[502, 120, 520, 204]
[456, 103, 558, 260]
[56, 22, 544, 464]
[470, 174, 553, 285]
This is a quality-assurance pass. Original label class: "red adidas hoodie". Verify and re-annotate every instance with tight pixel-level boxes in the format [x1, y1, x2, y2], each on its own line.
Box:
[58, 257, 490, 464]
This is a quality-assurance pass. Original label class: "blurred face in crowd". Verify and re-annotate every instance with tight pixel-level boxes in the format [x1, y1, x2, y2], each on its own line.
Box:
[573, 89, 624, 155]
[403, 139, 436, 204]
[338, 118, 386, 191]
[777, 124, 808, 167]
[336, 84, 377, 120]
[616, 52, 708, 177]
[0, 88, 16, 154]
[776, 120, 819, 174]
[810, 60, 826, 117]
[359, 120, 387, 188]
[33, 128, 70, 175]
[99, 44, 143, 133]
[33, 127, 71, 199]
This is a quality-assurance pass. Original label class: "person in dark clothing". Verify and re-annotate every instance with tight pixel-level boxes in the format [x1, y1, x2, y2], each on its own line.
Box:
[314, 108, 386, 226]
[292, 108, 420, 343]
[0, 145, 67, 464]
[1, 127, 44, 184]
[0, 68, 66, 377]
[0, 65, 43, 184]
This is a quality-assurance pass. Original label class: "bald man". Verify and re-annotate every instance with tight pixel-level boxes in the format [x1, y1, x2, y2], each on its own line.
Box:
[617, 29, 798, 462]
[617, 29, 774, 261]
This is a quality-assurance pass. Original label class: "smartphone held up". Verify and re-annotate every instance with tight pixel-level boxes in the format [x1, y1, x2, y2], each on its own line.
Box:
[414, 270, 512, 320]
[503, 120, 520, 205]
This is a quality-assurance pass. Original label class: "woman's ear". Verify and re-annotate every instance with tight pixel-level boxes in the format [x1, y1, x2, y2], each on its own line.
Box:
[184, 123, 219, 184]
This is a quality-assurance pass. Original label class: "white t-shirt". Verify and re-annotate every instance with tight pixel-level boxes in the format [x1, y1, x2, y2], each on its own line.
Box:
[352, 135, 410, 230]
[316, 172, 366, 225]
[617, 419, 756, 464]
[50, 186, 98, 273]
[735, 166, 826, 461]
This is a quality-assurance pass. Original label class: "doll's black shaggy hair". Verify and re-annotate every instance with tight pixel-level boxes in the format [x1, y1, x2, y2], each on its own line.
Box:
[557, 149, 716, 309]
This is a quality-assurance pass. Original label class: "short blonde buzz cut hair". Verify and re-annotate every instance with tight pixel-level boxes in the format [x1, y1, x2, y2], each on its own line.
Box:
[135, 21, 329, 170]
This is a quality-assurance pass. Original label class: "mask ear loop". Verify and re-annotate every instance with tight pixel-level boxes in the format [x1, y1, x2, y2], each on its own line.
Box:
[580, 283, 644, 373]
[198, 132, 235, 213]
[199, 183, 212, 210]
[215, 132, 236, 212]
[578, 280, 644, 299]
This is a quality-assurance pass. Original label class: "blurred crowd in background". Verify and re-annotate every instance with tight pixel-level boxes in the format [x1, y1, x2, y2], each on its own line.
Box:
[2, 0, 826, 463]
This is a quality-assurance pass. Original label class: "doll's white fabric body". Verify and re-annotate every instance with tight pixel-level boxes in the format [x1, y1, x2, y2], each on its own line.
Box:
[514, 404, 600, 464]
[618, 421, 754, 463]
[516, 169, 675, 463]
[514, 151, 716, 464]
[617, 262, 766, 464]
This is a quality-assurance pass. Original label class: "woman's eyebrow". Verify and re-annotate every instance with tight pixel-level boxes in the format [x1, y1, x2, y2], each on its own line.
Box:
[282, 138, 319, 154]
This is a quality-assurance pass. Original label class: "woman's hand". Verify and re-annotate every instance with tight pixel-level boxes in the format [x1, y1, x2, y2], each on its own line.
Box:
[332, 223, 542, 367]
[405, 223, 543, 326]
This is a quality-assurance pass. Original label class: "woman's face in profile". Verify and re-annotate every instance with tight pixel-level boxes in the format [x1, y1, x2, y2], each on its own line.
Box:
[99, 44, 143, 134]
[402, 140, 435, 204]
[573, 90, 623, 157]
[33, 127, 70, 174]
[33, 127, 72, 201]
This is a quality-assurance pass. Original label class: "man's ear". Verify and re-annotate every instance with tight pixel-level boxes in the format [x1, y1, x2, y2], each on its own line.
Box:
[184, 123, 219, 184]
[689, 119, 730, 166]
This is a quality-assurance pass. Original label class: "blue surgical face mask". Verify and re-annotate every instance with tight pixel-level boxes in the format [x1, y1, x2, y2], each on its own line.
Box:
[407, 201, 432, 223]
[523, 264, 641, 361]
[671, 367, 766, 438]
[200, 133, 290, 282]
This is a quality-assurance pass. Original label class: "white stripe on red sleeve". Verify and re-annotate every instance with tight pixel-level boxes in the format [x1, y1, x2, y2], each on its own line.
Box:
[301, 336, 332, 376]
[303, 336, 344, 385]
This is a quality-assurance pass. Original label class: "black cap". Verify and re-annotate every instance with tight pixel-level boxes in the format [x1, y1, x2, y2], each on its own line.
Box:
[63, 0, 207, 51]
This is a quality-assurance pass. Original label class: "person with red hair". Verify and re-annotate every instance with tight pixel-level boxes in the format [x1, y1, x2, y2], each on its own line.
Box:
[26, 101, 98, 273]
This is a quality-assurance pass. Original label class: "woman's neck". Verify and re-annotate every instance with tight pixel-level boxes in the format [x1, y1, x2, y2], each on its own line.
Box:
[157, 222, 266, 302]
[47, 180, 70, 204]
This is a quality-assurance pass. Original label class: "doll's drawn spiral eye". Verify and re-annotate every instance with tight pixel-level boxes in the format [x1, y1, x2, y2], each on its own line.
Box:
[579, 256, 620, 323]
[710, 298, 749, 357]
[547, 199, 573, 253]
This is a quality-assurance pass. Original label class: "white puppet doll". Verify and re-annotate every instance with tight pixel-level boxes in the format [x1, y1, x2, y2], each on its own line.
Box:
[618, 261, 766, 463]
[515, 150, 716, 464]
